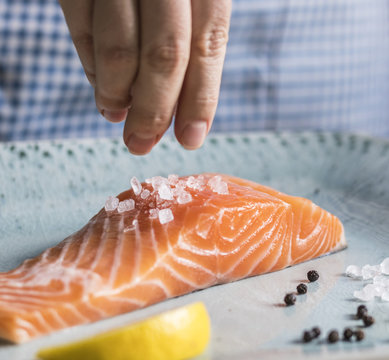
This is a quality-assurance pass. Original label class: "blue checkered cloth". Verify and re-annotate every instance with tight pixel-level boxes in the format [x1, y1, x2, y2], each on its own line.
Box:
[0, 0, 389, 141]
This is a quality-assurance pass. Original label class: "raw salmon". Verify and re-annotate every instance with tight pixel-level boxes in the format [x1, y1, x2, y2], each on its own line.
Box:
[0, 173, 346, 343]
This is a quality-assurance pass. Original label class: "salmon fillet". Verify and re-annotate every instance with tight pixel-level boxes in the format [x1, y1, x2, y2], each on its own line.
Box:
[0, 173, 346, 343]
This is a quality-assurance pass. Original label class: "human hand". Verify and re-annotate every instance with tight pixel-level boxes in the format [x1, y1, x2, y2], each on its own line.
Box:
[59, 0, 232, 155]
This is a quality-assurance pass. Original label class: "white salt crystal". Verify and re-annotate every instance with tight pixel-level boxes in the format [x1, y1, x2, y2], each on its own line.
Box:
[149, 208, 158, 219]
[104, 196, 119, 212]
[353, 289, 374, 302]
[361, 264, 381, 280]
[382, 291, 389, 302]
[345, 265, 362, 278]
[363, 283, 381, 297]
[117, 199, 135, 213]
[373, 275, 389, 287]
[186, 176, 197, 188]
[197, 175, 205, 185]
[177, 191, 192, 204]
[132, 219, 138, 226]
[151, 176, 169, 191]
[380, 258, 389, 275]
[158, 183, 173, 200]
[148, 201, 155, 208]
[158, 208, 174, 224]
[130, 176, 142, 195]
[168, 174, 179, 186]
[140, 189, 150, 199]
[208, 175, 229, 195]
[145, 178, 152, 184]
[177, 180, 187, 188]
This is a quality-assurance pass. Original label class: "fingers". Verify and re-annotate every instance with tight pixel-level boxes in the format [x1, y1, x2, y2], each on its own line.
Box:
[174, 0, 231, 150]
[123, 0, 192, 155]
[59, 0, 95, 86]
[93, 0, 139, 122]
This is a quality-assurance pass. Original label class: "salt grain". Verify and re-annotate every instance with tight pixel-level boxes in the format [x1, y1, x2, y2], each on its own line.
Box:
[382, 291, 389, 302]
[105, 196, 119, 212]
[158, 208, 174, 224]
[151, 176, 169, 191]
[361, 264, 381, 280]
[345, 265, 362, 278]
[158, 183, 173, 200]
[353, 289, 374, 302]
[208, 175, 229, 195]
[130, 176, 142, 195]
[168, 174, 179, 185]
[380, 258, 389, 275]
[149, 209, 159, 219]
[117, 199, 135, 213]
[140, 189, 150, 199]
[177, 191, 192, 204]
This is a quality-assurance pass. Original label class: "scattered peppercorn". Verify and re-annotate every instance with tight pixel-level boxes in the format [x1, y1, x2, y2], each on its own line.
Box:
[312, 327, 321, 338]
[303, 330, 313, 343]
[357, 305, 368, 319]
[284, 293, 296, 306]
[297, 283, 308, 294]
[328, 330, 339, 343]
[307, 270, 319, 282]
[362, 315, 375, 327]
[354, 329, 365, 341]
[343, 328, 353, 341]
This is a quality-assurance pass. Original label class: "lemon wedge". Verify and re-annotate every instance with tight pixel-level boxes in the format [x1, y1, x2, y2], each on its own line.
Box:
[37, 302, 210, 360]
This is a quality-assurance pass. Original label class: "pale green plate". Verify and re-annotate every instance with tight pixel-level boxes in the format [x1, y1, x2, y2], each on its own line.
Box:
[1, 132, 389, 360]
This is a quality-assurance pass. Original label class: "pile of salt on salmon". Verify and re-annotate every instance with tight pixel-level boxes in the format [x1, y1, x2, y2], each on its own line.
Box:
[0, 173, 346, 343]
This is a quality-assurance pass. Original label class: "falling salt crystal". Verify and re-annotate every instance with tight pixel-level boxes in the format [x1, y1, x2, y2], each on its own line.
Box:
[117, 199, 135, 213]
[104, 196, 119, 212]
[149, 208, 158, 219]
[382, 291, 389, 302]
[140, 189, 150, 199]
[168, 174, 179, 186]
[158, 208, 174, 224]
[361, 264, 381, 280]
[345, 265, 362, 278]
[380, 258, 389, 275]
[158, 183, 173, 200]
[177, 191, 192, 204]
[130, 176, 142, 195]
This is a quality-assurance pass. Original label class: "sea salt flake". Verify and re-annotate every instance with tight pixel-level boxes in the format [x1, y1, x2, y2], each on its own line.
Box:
[158, 183, 173, 200]
[117, 199, 135, 213]
[168, 174, 179, 186]
[158, 208, 174, 224]
[130, 176, 142, 195]
[177, 191, 192, 204]
[104, 196, 119, 212]
[140, 189, 151, 199]
[361, 264, 381, 280]
[345, 265, 362, 278]
[208, 175, 229, 195]
[380, 258, 389, 275]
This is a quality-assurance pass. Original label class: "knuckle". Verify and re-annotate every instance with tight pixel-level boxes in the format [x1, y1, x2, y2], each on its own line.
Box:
[97, 45, 138, 68]
[137, 111, 171, 133]
[193, 28, 229, 58]
[145, 40, 189, 73]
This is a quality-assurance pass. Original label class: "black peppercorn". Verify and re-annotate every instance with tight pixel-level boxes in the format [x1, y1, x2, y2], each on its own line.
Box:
[328, 330, 339, 343]
[354, 329, 365, 341]
[307, 270, 319, 282]
[303, 330, 313, 343]
[284, 293, 296, 306]
[312, 327, 321, 338]
[343, 328, 353, 341]
[362, 315, 374, 327]
[297, 283, 308, 294]
[357, 305, 368, 319]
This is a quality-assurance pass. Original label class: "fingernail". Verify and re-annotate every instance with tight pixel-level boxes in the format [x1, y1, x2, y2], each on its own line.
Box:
[180, 121, 208, 149]
[127, 133, 156, 155]
[101, 109, 128, 123]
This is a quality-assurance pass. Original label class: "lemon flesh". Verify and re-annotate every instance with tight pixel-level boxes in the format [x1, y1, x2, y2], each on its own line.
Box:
[37, 302, 210, 360]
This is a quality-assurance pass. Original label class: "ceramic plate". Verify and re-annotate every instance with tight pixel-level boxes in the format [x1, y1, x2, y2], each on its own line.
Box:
[1, 132, 389, 360]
